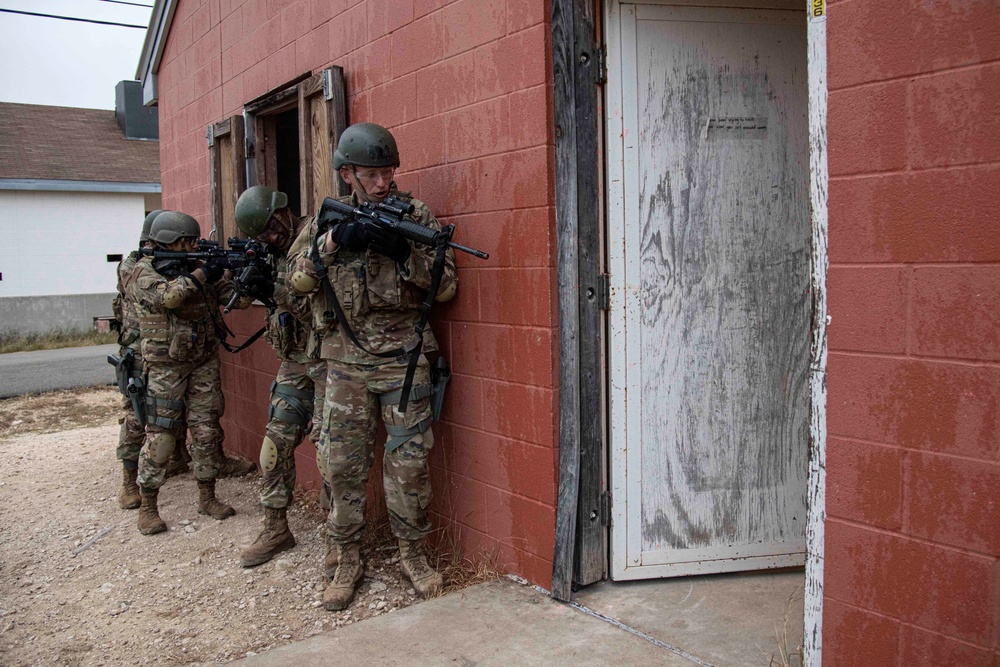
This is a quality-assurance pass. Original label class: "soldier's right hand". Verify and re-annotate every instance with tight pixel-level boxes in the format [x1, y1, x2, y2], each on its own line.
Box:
[201, 257, 227, 283]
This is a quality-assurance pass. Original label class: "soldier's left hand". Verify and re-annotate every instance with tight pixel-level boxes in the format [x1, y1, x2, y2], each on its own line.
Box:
[364, 225, 411, 265]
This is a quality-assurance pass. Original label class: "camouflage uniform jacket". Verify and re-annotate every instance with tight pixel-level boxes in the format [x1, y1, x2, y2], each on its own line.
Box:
[113, 250, 142, 350]
[129, 255, 240, 367]
[286, 189, 457, 364]
[264, 215, 320, 362]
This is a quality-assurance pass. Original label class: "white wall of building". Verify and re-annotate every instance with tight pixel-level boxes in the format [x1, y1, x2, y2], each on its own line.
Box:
[0, 189, 147, 297]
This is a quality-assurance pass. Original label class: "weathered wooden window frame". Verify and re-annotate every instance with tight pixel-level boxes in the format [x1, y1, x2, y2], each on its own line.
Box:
[206, 115, 247, 243]
[243, 68, 350, 211]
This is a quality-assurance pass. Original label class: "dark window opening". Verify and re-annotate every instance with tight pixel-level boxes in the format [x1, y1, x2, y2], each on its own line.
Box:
[274, 108, 301, 215]
[107, 254, 123, 262]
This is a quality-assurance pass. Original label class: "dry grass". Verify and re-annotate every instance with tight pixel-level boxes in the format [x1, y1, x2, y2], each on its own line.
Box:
[295, 484, 503, 594]
[0, 329, 118, 354]
[431, 528, 505, 592]
[0, 386, 120, 437]
[757, 586, 804, 667]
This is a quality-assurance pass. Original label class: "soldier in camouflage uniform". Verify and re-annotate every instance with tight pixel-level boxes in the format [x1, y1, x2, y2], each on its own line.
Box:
[233, 185, 327, 567]
[287, 123, 457, 610]
[112, 209, 163, 510]
[129, 212, 252, 535]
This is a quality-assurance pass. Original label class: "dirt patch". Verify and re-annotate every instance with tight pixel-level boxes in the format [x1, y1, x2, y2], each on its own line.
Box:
[0, 388, 492, 666]
[0, 387, 121, 437]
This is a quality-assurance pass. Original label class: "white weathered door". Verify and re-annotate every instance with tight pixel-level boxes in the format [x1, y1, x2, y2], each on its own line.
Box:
[606, 2, 810, 579]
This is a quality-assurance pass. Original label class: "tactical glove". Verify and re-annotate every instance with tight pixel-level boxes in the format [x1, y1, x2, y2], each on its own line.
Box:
[331, 221, 368, 252]
[202, 257, 227, 283]
[364, 225, 411, 266]
[251, 275, 275, 299]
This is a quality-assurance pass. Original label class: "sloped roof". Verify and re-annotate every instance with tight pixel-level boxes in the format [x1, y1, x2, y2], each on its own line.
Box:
[0, 102, 159, 183]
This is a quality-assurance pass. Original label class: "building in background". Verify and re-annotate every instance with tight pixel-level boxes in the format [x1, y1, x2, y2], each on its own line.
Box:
[137, 0, 999, 663]
[0, 83, 160, 335]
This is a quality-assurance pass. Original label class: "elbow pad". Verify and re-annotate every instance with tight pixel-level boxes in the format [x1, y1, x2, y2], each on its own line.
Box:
[162, 290, 184, 309]
[290, 269, 318, 294]
[435, 281, 457, 303]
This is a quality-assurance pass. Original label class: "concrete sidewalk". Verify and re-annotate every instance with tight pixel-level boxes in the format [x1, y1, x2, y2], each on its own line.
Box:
[239, 570, 804, 666]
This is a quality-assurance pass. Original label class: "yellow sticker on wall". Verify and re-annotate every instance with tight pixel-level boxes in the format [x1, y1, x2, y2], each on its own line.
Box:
[809, 0, 826, 21]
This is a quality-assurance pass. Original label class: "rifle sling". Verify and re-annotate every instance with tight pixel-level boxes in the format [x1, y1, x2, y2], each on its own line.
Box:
[186, 272, 267, 354]
[311, 233, 449, 413]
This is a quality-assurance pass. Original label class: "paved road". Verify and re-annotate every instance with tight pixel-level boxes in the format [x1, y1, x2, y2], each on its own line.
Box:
[0, 344, 119, 398]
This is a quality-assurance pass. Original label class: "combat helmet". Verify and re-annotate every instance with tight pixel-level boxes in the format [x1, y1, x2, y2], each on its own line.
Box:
[234, 186, 288, 238]
[149, 211, 201, 245]
[140, 209, 165, 243]
[333, 123, 400, 170]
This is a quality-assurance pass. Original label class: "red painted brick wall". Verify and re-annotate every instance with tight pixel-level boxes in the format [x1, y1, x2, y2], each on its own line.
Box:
[155, 0, 557, 588]
[824, 0, 1000, 663]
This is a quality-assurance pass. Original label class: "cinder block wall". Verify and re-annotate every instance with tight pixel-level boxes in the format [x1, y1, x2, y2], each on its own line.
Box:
[155, 0, 558, 587]
[824, 1, 999, 663]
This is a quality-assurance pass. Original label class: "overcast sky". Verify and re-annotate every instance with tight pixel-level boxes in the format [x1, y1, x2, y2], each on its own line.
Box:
[0, 0, 152, 110]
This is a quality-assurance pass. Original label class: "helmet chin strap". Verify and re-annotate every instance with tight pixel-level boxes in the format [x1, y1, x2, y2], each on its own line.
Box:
[348, 166, 374, 203]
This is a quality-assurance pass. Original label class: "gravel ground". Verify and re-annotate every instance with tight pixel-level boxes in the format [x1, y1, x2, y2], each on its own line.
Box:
[0, 387, 438, 666]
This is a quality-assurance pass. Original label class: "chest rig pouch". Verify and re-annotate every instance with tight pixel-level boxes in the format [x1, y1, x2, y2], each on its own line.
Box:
[265, 310, 304, 359]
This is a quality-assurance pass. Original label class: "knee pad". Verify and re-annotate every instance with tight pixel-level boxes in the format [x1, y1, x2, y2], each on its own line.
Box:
[146, 432, 176, 465]
[269, 381, 314, 428]
[259, 436, 279, 472]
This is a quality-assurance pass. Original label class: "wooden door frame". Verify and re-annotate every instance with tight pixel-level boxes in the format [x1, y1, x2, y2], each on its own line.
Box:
[549, 0, 828, 665]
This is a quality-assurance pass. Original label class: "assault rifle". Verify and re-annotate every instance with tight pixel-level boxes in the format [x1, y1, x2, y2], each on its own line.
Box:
[223, 238, 274, 313]
[316, 196, 489, 260]
[141, 237, 275, 311]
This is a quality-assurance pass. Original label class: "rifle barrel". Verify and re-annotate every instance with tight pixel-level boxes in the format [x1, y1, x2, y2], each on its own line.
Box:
[447, 241, 489, 259]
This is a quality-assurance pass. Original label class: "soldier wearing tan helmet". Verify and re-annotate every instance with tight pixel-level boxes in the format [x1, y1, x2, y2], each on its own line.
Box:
[233, 185, 327, 568]
[129, 211, 252, 535]
[286, 122, 457, 611]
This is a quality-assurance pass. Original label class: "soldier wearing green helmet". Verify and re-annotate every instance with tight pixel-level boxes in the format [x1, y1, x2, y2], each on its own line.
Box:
[128, 211, 253, 536]
[233, 185, 327, 568]
[286, 122, 457, 611]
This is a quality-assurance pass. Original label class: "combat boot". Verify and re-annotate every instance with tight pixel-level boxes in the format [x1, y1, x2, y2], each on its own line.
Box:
[196, 480, 236, 520]
[118, 465, 141, 510]
[323, 535, 339, 581]
[398, 538, 443, 598]
[322, 543, 363, 611]
[240, 507, 296, 567]
[137, 487, 167, 535]
[218, 455, 254, 478]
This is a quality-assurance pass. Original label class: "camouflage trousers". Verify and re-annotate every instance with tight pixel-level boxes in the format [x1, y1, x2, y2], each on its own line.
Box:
[138, 354, 225, 489]
[259, 357, 326, 509]
[321, 356, 434, 544]
[115, 348, 188, 467]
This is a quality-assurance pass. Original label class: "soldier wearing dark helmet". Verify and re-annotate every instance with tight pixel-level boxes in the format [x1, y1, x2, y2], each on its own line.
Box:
[111, 209, 163, 510]
[287, 122, 457, 610]
[129, 211, 252, 535]
[233, 185, 326, 568]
